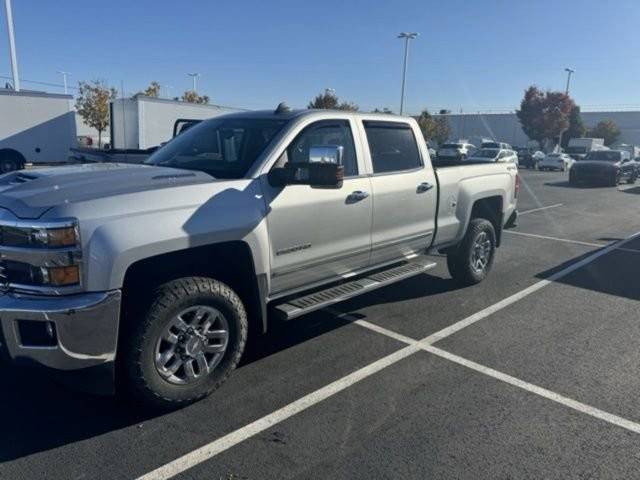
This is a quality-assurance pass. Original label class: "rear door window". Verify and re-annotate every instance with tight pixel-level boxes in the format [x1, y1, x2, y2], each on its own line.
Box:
[363, 121, 422, 174]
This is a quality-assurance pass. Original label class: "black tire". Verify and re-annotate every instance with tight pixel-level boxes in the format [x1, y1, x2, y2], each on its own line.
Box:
[610, 171, 620, 187]
[446, 218, 496, 286]
[569, 172, 578, 186]
[122, 277, 248, 410]
[627, 172, 637, 184]
[0, 151, 22, 173]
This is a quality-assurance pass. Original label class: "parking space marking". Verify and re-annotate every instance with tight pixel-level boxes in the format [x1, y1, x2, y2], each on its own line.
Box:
[424, 231, 639, 345]
[616, 247, 640, 254]
[504, 230, 604, 248]
[136, 230, 640, 480]
[137, 344, 421, 480]
[423, 345, 640, 435]
[337, 315, 640, 437]
[518, 203, 563, 215]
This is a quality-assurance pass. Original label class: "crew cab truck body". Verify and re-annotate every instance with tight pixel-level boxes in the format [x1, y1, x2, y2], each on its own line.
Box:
[0, 109, 518, 408]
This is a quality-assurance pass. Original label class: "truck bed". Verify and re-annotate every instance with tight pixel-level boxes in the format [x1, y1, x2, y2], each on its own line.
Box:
[432, 161, 519, 249]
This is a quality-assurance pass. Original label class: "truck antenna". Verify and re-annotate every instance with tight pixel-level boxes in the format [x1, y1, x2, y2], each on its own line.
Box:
[275, 102, 290, 114]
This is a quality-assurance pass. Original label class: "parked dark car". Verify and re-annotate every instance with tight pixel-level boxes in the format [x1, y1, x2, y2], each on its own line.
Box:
[516, 148, 545, 169]
[569, 150, 637, 186]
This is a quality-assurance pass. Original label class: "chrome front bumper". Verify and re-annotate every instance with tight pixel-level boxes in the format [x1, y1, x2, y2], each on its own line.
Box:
[0, 290, 121, 393]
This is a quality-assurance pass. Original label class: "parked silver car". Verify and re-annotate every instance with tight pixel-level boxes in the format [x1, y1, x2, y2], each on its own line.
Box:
[539, 152, 574, 171]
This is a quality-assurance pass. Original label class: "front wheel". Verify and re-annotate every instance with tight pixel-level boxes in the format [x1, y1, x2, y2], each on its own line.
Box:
[627, 172, 637, 184]
[123, 277, 248, 410]
[447, 218, 496, 286]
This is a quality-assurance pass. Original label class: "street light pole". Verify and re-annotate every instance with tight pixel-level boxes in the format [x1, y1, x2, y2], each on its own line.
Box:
[398, 32, 418, 115]
[4, 0, 20, 91]
[187, 73, 199, 93]
[564, 67, 574, 94]
[558, 67, 574, 151]
[57, 71, 70, 94]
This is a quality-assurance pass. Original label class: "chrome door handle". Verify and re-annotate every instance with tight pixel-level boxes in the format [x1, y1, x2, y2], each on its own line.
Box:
[347, 190, 370, 201]
[417, 182, 434, 193]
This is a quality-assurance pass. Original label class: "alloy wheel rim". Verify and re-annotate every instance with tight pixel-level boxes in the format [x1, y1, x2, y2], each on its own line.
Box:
[154, 305, 229, 385]
[470, 231, 491, 273]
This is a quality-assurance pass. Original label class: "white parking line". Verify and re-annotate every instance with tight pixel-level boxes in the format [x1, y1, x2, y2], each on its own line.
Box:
[504, 230, 604, 248]
[137, 344, 421, 480]
[518, 203, 563, 215]
[136, 230, 640, 480]
[423, 346, 640, 435]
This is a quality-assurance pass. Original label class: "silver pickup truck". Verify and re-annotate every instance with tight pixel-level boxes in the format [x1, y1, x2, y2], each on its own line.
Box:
[0, 108, 518, 408]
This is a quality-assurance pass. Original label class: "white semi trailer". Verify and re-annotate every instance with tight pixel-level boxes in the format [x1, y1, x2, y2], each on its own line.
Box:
[0, 88, 76, 171]
[109, 96, 244, 150]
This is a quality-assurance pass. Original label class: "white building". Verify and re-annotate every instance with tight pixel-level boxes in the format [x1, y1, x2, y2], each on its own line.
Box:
[439, 110, 640, 147]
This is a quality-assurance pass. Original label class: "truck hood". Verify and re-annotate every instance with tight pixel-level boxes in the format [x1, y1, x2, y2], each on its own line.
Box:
[0, 163, 216, 219]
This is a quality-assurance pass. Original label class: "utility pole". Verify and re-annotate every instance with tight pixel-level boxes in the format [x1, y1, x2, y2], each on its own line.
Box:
[57, 71, 70, 94]
[187, 73, 200, 93]
[4, 0, 20, 91]
[397, 32, 418, 115]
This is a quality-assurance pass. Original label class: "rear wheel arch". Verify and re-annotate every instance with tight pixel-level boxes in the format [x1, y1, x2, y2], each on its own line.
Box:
[468, 196, 503, 247]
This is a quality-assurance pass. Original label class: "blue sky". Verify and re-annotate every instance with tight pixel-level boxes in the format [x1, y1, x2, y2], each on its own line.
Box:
[2, 0, 639, 114]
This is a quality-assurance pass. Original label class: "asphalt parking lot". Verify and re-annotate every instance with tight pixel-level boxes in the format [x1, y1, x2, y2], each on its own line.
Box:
[2, 168, 640, 480]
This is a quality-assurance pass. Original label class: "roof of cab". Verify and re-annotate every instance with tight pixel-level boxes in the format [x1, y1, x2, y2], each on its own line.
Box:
[214, 108, 415, 122]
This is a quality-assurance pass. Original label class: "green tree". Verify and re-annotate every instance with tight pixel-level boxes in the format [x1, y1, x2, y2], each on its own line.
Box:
[136, 81, 161, 98]
[181, 90, 210, 104]
[516, 86, 573, 145]
[561, 105, 586, 148]
[75, 80, 118, 148]
[308, 90, 359, 111]
[587, 120, 621, 146]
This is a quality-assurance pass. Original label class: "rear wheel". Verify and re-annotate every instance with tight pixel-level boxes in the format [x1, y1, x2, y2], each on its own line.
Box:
[0, 150, 23, 173]
[123, 277, 248, 410]
[447, 218, 496, 286]
[611, 171, 620, 186]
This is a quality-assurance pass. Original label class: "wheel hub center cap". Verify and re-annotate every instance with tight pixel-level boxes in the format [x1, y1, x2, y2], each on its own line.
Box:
[184, 336, 204, 356]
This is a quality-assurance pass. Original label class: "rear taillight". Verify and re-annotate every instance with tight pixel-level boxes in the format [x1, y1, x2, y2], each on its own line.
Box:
[515, 174, 520, 198]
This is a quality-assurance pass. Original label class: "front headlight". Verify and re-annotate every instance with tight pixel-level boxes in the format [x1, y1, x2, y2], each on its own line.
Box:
[0, 219, 82, 290]
[1, 222, 79, 249]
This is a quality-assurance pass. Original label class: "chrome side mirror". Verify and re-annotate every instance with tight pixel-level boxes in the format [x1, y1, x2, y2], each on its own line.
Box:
[308, 145, 344, 165]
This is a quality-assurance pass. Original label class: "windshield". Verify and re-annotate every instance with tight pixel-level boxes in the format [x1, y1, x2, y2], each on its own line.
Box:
[470, 148, 499, 159]
[583, 151, 621, 161]
[146, 117, 288, 178]
[440, 143, 462, 149]
[481, 142, 500, 149]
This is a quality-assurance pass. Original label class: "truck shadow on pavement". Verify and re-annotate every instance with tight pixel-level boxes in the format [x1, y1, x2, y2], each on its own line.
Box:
[0, 272, 460, 462]
[535, 245, 640, 302]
